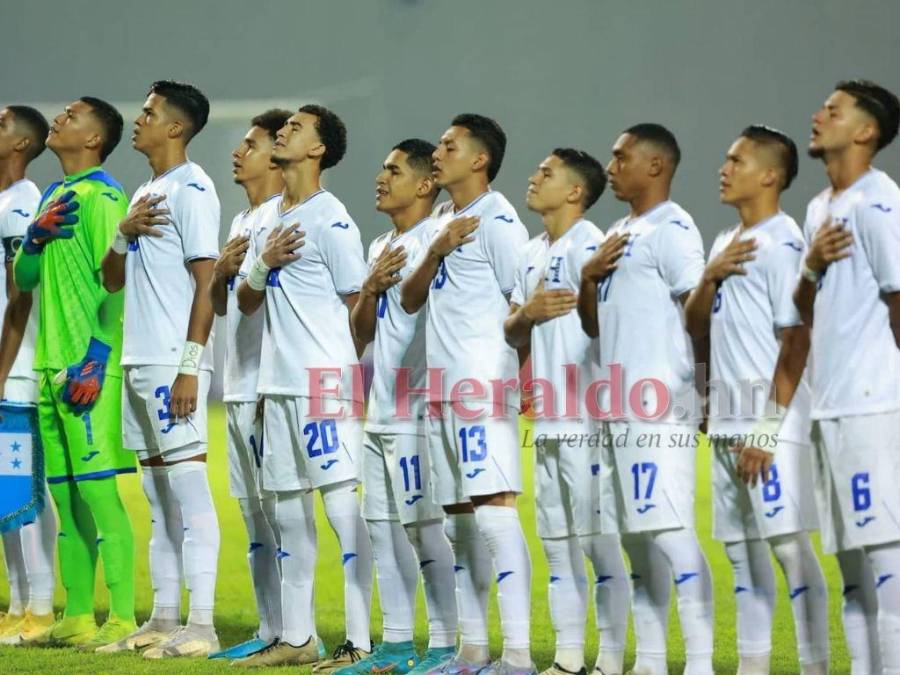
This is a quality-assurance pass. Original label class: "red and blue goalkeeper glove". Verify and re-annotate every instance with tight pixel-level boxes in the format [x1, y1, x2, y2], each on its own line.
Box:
[61, 337, 111, 414]
[23, 190, 79, 255]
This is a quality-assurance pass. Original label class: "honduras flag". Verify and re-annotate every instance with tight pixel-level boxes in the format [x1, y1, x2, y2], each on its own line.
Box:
[0, 403, 44, 533]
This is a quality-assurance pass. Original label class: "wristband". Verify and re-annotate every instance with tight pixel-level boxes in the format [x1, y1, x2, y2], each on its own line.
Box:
[178, 340, 203, 375]
[800, 263, 821, 284]
[112, 231, 130, 255]
[247, 256, 271, 291]
[747, 402, 787, 451]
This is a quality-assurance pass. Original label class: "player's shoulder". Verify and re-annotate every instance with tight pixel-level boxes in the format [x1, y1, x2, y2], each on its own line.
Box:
[310, 190, 357, 231]
[711, 223, 740, 251]
[521, 232, 548, 260]
[478, 190, 521, 225]
[854, 168, 900, 218]
[11, 178, 41, 203]
[656, 200, 698, 233]
[368, 229, 393, 259]
[571, 218, 604, 247]
[72, 168, 127, 205]
[176, 161, 217, 196]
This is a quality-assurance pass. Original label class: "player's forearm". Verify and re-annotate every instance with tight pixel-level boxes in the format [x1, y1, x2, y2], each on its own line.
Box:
[684, 278, 717, 340]
[209, 271, 230, 317]
[0, 292, 32, 383]
[186, 259, 216, 346]
[12, 248, 40, 291]
[770, 325, 811, 409]
[237, 280, 265, 316]
[95, 287, 124, 347]
[503, 305, 533, 349]
[400, 251, 440, 314]
[101, 249, 127, 293]
[577, 276, 599, 338]
[887, 292, 900, 350]
[350, 287, 378, 347]
[793, 276, 817, 327]
[342, 292, 367, 358]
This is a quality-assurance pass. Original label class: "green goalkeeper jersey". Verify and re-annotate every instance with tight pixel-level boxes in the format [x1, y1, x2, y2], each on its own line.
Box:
[13, 165, 126, 376]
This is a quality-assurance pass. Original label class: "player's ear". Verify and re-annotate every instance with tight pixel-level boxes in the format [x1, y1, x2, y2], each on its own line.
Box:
[13, 135, 31, 156]
[416, 175, 435, 198]
[760, 167, 778, 189]
[308, 140, 326, 162]
[470, 149, 489, 176]
[854, 118, 878, 149]
[84, 131, 103, 155]
[567, 182, 584, 206]
[647, 154, 664, 178]
[168, 119, 185, 140]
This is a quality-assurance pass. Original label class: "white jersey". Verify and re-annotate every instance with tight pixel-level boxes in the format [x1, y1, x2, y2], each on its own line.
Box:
[254, 190, 366, 401]
[222, 194, 279, 402]
[366, 218, 432, 434]
[511, 219, 603, 436]
[707, 213, 811, 443]
[804, 168, 900, 419]
[423, 190, 529, 406]
[122, 161, 220, 370]
[0, 179, 40, 383]
[597, 201, 705, 422]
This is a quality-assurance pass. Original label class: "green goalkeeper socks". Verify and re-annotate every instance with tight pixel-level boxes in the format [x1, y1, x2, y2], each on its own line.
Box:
[49, 480, 98, 617]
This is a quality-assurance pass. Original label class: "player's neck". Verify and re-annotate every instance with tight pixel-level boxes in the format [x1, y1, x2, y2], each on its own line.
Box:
[0, 159, 26, 192]
[628, 187, 669, 218]
[243, 174, 284, 209]
[447, 176, 490, 212]
[542, 207, 582, 243]
[736, 197, 779, 231]
[823, 149, 872, 194]
[281, 163, 321, 210]
[390, 202, 432, 234]
[58, 151, 102, 178]
[147, 145, 188, 179]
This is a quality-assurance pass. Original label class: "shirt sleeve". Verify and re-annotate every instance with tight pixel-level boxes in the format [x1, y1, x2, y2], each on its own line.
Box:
[657, 217, 705, 297]
[857, 199, 900, 293]
[483, 215, 529, 295]
[85, 185, 129, 272]
[509, 249, 529, 306]
[320, 218, 367, 295]
[173, 182, 220, 262]
[766, 235, 805, 330]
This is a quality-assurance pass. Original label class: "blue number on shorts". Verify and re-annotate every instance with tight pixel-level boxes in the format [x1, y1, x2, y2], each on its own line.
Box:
[712, 287, 723, 313]
[761, 463, 781, 502]
[303, 420, 339, 458]
[432, 260, 448, 289]
[459, 426, 487, 462]
[400, 455, 422, 492]
[249, 433, 263, 469]
[154, 385, 176, 433]
[851, 472, 871, 512]
[630, 462, 658, 500]
[376, 293, 388, 318]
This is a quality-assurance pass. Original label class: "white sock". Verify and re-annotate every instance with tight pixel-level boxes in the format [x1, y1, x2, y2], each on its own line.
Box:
[321, 481, 372, 649]
[621, 532, 670, 675]
[274, 490, 316, 646]
[837, 548, 882, 675]
[443, 512, 491, 661]
[867, 542, 900, 674]
[167, 460, 220, 626]
[239, 496, 282, 641]
[581, 532, 630, 674]
[725, 539, 774, 669]
[2, 529, 27, 615]
[20, 487, 57, 615]
[769, 533, 829, 668]
[652, 529, 714, 675]
[405, 519, 457, 648]
[474, 504, 532, 666]
[542, 536, 587, 672]
[369, 519, 417, 642]
[142, 465, 184, 623]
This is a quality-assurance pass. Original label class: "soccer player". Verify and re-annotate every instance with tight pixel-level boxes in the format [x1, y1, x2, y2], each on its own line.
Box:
[341, 139, 458, 675]
[684, 126, 828, 675]
[577, 124, 714, 675]
[0, 104, 57, 645]
[504, 149, 630, 675]
[12, 97, 137, 648]
[234, 104, 373, 669]
[794, 79, 900, 675]
[98, 80, 221, 658]
[205, 108, 290, 660]
[401, 114, 533, 675]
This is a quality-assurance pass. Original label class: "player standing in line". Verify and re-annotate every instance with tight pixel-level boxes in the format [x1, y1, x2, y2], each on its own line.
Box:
[401, 114, 533, 675]
[504, 149, 631, 675]
[577, 124, 714, 675]
[340, 139, 458, 675]
[0, 105, 57, 644]
[684, 126, 829, 675]
[98, 80, 221, 659]
[234, 104, 373, 669]
[794, 79, 900, 675]
[13, 97, 137, 648]
[205, 108, 291, 661]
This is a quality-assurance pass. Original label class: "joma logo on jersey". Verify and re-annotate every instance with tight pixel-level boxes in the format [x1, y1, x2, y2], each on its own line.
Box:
[494, 214, 514, 223]
[186, 182, 206, 192]
[331, 221, 350, 229]
[11, 208, 29, 218]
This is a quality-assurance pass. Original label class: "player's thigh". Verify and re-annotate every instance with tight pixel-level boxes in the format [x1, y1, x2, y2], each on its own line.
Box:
[426, 410, 465, 507]
[362, 431, 397, 521]
[261, 395, 310, 492]
[38, 372, 73, 481]
[556, 431, 603, 537]
[295, 397, 362, 490]
[388, 431, 443, 524]
[226, 401, 263, 499]
[746, 439, 819, 540]
[534, 438, 577, 539]
[711, 437, 759, 542]
[448, 405, 522, 499]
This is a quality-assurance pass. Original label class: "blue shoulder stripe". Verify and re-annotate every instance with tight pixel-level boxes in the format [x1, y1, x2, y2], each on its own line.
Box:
[39, 180, 64, 207]
[79, 170, 125, 193]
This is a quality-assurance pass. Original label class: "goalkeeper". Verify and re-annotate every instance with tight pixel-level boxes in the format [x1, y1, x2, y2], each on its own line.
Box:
[13, 97, 137, 649]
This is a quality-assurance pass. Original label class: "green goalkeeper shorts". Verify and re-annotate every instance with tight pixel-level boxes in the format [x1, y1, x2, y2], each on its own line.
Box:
[39, 370, 136, 483]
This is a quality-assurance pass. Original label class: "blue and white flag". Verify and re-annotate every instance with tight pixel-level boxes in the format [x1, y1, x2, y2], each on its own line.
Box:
[0, 403, 44, 533]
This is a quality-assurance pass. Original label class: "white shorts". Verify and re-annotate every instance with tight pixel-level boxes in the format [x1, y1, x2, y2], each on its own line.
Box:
[534, 433, 603, 539]
[226, 401, 264, 499]
[811, 411, 900, 554]
[122, 366, 210, 460]
[261, 395, 362, 492]
[599, 422, 699, 533]
[426, 402, 522, 506]
[3, 376, 38, 405]
[362, 430, 443, 525]
[712, 438, 819, 542]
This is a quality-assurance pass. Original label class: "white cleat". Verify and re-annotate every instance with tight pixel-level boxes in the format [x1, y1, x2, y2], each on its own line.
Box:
[95, 619, 179, 653]
[142, 623, 220, 659]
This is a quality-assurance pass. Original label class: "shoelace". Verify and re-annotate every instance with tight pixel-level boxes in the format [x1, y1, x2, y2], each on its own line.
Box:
[331, 640, 363, 662]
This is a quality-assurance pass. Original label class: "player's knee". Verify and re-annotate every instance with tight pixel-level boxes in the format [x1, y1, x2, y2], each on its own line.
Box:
[74, 475, 121, 508]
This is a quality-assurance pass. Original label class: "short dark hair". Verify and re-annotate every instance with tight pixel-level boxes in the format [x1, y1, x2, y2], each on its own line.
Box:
[625, 122, 681, 169]
[79, 96, 123, 162]
[297, 104, 347, 170]
[451, 113, 506, 182]
[392, 138, 436, 176]
[552, 147, 607, 210]
[251, 108, 291, 142]
[836, 79, 900, 151]
[7, 106, 49, 162]
[740, 125, 799, 191]
[149, 80, 210, 141]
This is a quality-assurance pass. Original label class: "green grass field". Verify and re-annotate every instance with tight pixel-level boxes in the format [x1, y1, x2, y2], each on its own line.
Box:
[0, 405, 850, 674]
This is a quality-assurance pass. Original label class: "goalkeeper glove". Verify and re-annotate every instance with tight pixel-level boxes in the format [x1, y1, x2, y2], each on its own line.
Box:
[61, 337, 111, 414]
[23, 190, 79, 255]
